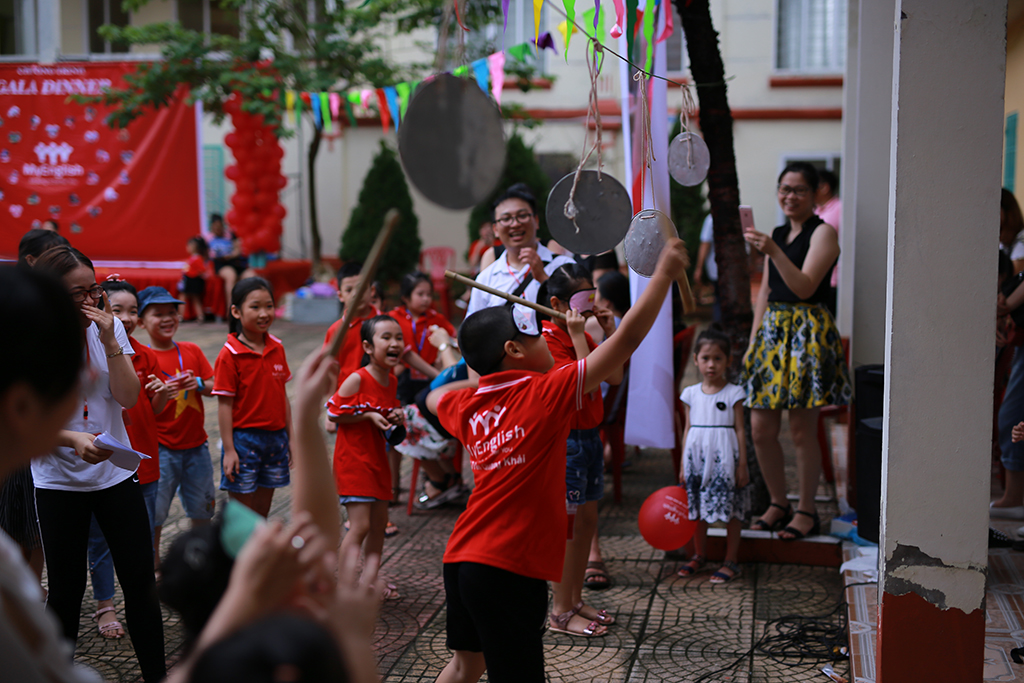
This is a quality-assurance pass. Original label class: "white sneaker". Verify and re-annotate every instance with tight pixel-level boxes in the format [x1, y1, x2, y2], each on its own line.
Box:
[990, 502, 1024, 519]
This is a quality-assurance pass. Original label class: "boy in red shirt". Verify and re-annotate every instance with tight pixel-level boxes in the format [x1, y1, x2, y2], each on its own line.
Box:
[426, 239, 687, 683]
[138, 286, 217, 561]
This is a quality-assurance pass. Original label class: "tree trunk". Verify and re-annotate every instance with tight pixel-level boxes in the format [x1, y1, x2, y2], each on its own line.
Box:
[307, 125, 323, 272]
[675, 0, 766, 518]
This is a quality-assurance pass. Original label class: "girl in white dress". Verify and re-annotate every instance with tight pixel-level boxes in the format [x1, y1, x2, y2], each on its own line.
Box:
[677, 329, 749, 584]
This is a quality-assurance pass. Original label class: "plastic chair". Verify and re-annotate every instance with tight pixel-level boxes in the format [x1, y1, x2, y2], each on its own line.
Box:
[407, 446, 463, 517]
[600, 365, 629, 504]
[670, 327, 697, 483]
[420, 247, 456, 319]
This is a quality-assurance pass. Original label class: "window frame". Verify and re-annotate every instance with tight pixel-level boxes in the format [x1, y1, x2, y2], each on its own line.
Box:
[0, 0, 39, 61]
[772, 0, 847, 76]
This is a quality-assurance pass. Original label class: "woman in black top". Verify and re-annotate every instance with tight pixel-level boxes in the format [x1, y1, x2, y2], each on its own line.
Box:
[742, 162, 851, 540]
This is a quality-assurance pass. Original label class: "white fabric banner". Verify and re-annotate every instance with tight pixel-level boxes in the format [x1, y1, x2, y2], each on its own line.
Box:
[624, 3, 675, 449]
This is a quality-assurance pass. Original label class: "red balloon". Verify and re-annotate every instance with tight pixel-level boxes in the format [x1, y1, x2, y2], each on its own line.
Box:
[232, 148, 252, 165]
[244, 213, 261, 232]
[638, 486, 697, 551]
[231, 193, 254, 212]
[223, 97, 241, 115]
[271, 204, 286, 219]
[238, 131, 255, 148]
[270, 145, 284, 161]
[236, 178, 257, 195]
[253, 191, 274, 208]
[224, 165, 240, 180]
[224, 132, 240, 149]
[275, 175, 287, 190]
[225, 210, 240, 227]
[240, 161, 260, 178]
[256, 175, 277, 192]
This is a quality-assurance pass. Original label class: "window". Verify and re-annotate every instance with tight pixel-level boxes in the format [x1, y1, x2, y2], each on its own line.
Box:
[1006, 112, 1018, 193]
[88, 0, 129, 54]
[664, 3, 686, 74]
[463, 0, 546, 74]
[0, 0, 37, 56]
[775, 0, 847, 74]
[177, 0, 240, 38]
[203, 145, 226, 216]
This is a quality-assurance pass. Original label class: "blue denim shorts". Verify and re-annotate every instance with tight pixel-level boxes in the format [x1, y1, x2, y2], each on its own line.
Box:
[155, 442, 217, 525]
[220, 428, 291, 495]
[566, 428, 604, 508]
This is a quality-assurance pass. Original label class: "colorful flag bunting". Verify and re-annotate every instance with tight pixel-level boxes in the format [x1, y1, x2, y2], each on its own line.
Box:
[562, 0, 576, 57]
[376, 89, 391, 132]
[532, 0, 543, 41]
[472, 59, 490, 94]
[395, 82, 411, 120]
[320, 93, 332, 133]
[643, 0, 655, 72]
[610, 0, 625, 37]
[383, 86, 401, 130]
[488, 52, 506, 104]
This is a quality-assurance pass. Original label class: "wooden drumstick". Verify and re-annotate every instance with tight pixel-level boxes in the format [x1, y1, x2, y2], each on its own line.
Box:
[326, 209, 401, 358]
[657, 222, 696, 315]
[445, 271, 567, 321]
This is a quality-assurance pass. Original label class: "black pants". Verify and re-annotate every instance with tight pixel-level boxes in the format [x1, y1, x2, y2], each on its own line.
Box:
[36, 476, 166, 682]
[443, 562, 548, 683]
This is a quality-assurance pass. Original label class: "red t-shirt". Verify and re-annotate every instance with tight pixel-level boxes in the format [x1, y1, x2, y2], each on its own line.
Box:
[327, 367, 399, 500]
[437, 360, 586, 582]
[388, 306, 456, 379]
[125, 338, 161, 485]
[152, 341, 214, 450]
[184, 254, 206, 278]
[212, 334, 291, 431]
[322, 305, 381, 389]
[542, 321, 604, 430]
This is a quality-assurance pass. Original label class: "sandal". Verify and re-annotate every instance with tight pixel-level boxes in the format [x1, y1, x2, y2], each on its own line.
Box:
[751, 503, 793, 532]
[574, 600, 615, 625]
[385, 521, 399, 538]
[709, 561, 742, 585]
[381, 582, 401, 600]
[548, 604, 607, 638]
[583, 561, 612, 590]
[780, 509, 820, 541]
[677, 554, 707, 577]
[93, 606, 124, 639]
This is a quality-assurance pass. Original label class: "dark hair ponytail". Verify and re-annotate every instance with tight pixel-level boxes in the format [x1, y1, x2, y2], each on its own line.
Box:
[101, 279, 139, 305]
[229, 277, 274, 336]
[18, 229, 70, 266]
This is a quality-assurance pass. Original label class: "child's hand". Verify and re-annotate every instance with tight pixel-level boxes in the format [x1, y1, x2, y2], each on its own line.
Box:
[146, 374, 176, 400]
[736, 465, 750, 489]
[566, 308, 586, 337]
[594, 306, 616, 337]
[1013, 422, 1024, 443]
[223, 449, 240, 482]
[296, 545, 382, 650]
[175, 370, 198, 393]
[429, 326, 453, 349]
[387, 408, 404, 426]
[367, 412, 391, 431]
[655, 237, 690, 278]
[294, 348, 339, 418]
[69, 432, 114, 464]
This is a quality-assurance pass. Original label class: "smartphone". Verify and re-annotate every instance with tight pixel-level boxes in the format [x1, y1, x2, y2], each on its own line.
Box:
[739, 205, 755, 232]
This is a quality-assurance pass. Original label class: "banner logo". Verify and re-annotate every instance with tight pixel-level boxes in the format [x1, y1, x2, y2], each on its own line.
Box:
[33, 141, 73, 165]
[468, 405, 507, 436]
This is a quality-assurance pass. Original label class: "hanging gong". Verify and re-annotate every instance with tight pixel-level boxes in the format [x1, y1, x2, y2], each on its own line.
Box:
[398, 74, 506, 210]
[668, 131, 711, 187]
[545, 170, 632, 256]
[623, 209, 679, 277]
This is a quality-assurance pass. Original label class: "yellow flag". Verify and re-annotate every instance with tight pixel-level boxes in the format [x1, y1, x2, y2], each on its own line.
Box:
[533, 0, 543, 41]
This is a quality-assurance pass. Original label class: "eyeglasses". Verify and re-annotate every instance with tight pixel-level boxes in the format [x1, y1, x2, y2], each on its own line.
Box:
[777, 185, 811, 198]
[495, 211, 535, 227]
[69, 285, 104, 303]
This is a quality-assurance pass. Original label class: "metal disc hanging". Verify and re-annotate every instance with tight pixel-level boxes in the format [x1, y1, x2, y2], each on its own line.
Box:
[668, 131, 711, 187]
[398, 74, 506, 210]
[623, 209, 679, 277]
[546, 171, 632, 256]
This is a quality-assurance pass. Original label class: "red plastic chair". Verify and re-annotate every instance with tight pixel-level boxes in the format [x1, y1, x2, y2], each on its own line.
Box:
[420, 247, 456, 319]
[407, 447, 463, 517]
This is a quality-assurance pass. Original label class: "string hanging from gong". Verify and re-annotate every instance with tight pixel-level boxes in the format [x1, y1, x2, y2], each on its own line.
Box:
[434, 0, 468, 75]
[678, 83, 698, 170]
[563, 36, 606, 233]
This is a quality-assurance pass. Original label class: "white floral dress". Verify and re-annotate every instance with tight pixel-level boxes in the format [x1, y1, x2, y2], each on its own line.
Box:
[680, 382, 749, 523]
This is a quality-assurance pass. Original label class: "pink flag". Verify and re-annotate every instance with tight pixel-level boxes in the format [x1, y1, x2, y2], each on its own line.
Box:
[359, 89, 374, 111]
[329, 92, 341, 121]
[610, 0, 625, 37]
[488, 52, 506, 105]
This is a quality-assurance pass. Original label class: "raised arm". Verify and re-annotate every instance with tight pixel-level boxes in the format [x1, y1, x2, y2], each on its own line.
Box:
[582, 239, 688, 395]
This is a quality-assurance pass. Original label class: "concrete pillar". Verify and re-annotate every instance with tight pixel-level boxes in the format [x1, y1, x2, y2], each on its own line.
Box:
[36, 0, 60, 64]
[878, 2, 1004, 680]
[835, 0, 857, 338]
[848, 0, 895, 367]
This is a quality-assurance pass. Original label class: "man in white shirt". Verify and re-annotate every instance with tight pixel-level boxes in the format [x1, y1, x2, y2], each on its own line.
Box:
[467, 184, 575, 316]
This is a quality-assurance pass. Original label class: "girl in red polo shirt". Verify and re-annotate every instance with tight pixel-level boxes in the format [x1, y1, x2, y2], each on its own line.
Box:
[389, 271, 456, 404]
[213, 278, 292, 517]
[328, 315, 405, 598]
[538, 264, 621, 637]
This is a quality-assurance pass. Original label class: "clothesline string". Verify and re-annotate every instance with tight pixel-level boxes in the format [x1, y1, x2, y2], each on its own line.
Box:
[539, 0, 734, 90]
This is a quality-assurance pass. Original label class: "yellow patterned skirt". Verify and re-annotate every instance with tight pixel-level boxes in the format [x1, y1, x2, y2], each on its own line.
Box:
[743, 302, 851, 409]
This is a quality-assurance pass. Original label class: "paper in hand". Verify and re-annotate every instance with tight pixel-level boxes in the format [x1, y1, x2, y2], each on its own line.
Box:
[93, 431, 151, 471]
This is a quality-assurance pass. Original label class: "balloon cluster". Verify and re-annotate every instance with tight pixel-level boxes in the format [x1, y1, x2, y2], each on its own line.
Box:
[223, 95, 287, 255]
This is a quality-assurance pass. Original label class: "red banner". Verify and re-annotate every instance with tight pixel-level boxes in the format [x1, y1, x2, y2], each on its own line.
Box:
[0, 62, 199, 261]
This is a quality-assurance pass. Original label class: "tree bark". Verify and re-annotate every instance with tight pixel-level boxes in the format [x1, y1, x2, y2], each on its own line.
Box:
[675, 0, 752, 363]
[308, 125, 323, 272]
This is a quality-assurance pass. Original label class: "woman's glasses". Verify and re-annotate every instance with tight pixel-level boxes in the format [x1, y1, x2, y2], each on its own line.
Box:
[69, 285, 104, 304]
[777, 185, 811, 198]
[495, 211, 535, 227]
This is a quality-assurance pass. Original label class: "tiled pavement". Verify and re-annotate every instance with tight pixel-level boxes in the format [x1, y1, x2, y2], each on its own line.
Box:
[68, 320, 852, 682]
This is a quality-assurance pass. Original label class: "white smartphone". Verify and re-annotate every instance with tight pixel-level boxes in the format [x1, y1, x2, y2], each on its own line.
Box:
[739, 205, 755, 232]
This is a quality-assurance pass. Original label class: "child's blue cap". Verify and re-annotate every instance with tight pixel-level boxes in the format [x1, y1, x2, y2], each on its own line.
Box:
[138, 286, 183, 314]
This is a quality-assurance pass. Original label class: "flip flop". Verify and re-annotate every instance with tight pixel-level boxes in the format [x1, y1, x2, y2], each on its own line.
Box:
[381, 582, 401, 600]
[548, 605, 607, 638]
[677, 554, 707, 577]
[709, 561, 742, 585]
[93, 606, 124, 639]
[583, 561, 612, 590]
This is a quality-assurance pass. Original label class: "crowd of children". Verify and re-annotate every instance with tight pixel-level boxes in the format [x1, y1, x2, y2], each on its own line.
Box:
[0, 183, 765, 683]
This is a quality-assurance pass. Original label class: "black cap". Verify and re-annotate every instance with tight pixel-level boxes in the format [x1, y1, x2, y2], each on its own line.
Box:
[458, 304, 540, 376]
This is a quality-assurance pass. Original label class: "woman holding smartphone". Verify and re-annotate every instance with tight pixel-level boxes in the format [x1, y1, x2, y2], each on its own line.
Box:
[741, 162, 851, 541]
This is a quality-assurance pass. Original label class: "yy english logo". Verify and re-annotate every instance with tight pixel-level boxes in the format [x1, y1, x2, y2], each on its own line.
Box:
[34, 141, 73, 165]
[468, 405, 507, 437]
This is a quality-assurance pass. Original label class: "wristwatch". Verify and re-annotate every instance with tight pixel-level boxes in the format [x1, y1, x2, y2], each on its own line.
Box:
[438, 343, 449, 352]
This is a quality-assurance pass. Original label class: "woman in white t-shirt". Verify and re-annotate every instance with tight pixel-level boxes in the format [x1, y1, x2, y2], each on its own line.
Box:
[33, 247, 166, 682]
[0, 265, 100, 682]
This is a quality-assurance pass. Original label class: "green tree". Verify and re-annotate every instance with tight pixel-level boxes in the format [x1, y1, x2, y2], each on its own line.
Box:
[467, 132, 552, 244]
[81, 0, 502, 272]
[341, 142, 421, 282]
